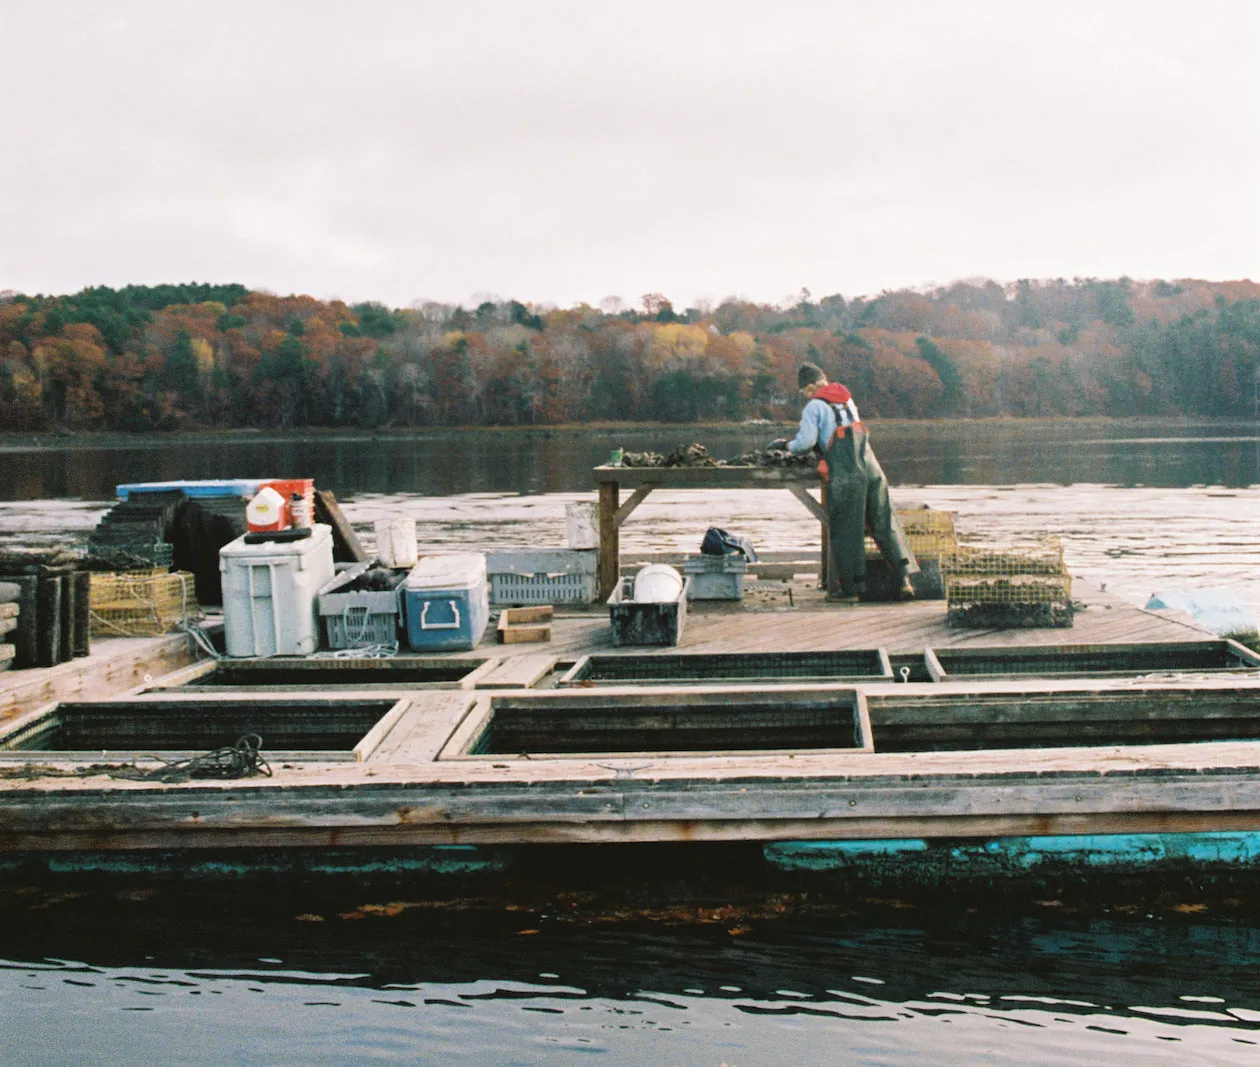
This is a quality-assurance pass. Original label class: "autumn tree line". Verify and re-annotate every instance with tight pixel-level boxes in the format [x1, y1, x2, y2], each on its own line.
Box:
[1, 278, 1258, 433]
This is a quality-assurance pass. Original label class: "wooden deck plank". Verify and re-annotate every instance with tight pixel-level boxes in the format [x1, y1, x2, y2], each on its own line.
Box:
[0, 632, 201, 725]
[369, 693, 478, 763]
[473, 653, 559, 689]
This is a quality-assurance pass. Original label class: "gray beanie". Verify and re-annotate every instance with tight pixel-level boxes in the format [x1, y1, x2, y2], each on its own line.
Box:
[797, 362, 825, 389]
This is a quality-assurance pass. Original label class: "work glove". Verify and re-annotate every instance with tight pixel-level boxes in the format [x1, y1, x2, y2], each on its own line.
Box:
[767, 438, 789, 451]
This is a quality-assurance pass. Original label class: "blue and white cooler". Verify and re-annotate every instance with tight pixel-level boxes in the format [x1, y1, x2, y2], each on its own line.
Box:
[402, 552, 490, 652]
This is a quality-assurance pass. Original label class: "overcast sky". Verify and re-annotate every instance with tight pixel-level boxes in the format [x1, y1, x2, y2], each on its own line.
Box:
[2, 1, 1257, 310]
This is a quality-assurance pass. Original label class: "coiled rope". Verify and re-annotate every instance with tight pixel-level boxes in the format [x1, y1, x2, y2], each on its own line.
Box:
[103, 734, 272, 782]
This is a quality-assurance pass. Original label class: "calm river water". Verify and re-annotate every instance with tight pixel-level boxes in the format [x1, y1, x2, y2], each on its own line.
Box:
[2, 419, 1260, 1064]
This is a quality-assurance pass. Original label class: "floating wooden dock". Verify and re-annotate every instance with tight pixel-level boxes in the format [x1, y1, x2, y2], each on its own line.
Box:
[3, 574, 1260, 869]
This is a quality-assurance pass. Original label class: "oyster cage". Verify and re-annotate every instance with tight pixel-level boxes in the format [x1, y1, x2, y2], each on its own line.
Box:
[89, 570, 200, 637]
[940, 537, 1074, 629]
[866, 508, 958, 560]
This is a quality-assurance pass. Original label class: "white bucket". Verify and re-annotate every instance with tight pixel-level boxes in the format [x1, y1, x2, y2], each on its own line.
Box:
[634, 563, 684, 603]
[565, 501, 598, 549]
[246, 486, 288, 532]
[375, 518, 418, 568]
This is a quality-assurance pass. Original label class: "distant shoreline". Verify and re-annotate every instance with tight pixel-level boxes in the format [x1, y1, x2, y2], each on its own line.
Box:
[2, 414, 1257, 452]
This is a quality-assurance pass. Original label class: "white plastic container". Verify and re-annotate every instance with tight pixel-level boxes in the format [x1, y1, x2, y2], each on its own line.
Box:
[634, 563, 684, 603]
[402, 552, 490, 652]
[246, 486, 289, 533]
[219, 524, 335, 656]
[565, 501, 599, 550]
[374, 517, 418, 568]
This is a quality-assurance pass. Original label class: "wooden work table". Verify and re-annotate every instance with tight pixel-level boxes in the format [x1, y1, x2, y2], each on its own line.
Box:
[595, 463, 827, 598]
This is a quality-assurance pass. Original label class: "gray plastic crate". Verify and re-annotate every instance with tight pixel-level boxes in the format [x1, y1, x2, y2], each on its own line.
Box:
[318, 562, 402, 649]
[682, 554, 747, 600]
[486, 548, 598, 606]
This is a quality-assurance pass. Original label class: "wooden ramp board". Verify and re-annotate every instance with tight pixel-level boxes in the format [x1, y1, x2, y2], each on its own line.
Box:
[0, 633, 201, 725]
[473, 653, 557, 689]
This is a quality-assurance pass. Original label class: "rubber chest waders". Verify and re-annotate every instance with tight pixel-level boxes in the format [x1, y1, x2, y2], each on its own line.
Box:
[821, 420, 919, 597]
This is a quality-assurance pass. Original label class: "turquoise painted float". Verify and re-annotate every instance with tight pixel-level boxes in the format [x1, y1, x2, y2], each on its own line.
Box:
[0, 845, 519, 880]
[765, 832, 1260, 879]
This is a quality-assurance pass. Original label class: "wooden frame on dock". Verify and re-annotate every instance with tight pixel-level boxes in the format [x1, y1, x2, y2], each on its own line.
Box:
[0, 692, 418, 763]
[145, 655, 500, 692]
[595, 464, 827, 598]
[440, 685, 876, 759]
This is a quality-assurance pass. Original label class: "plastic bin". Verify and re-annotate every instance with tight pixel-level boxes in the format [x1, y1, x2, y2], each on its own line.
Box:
[219, 524, 335, 657]
[607, 575, 690, 646]
[486, 549, 598, 606]
[402, 553, 490, 652]
[683, 554, 747, 600]
[318, 562, 403, 650]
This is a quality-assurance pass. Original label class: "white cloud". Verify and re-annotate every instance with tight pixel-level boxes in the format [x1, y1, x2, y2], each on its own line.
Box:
[1, 0, 1256, 307]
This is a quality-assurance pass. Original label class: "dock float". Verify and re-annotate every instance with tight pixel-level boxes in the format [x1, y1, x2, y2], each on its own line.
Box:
[3, 578, 1260, 882]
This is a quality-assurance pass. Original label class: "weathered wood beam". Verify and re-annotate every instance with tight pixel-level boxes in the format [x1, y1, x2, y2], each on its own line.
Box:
[7, 810, 1260, 852]
[314, 489, 368, 563]
[598, 481, 620, 600]
[787, 485, 826, 524]
[614, 483, 658, 529]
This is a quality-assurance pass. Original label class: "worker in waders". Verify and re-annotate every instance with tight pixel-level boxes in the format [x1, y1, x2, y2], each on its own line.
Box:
[770, 362, 918, 603]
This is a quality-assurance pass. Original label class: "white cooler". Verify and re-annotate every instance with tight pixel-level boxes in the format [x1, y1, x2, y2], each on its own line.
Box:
[219, 525, 336, 656]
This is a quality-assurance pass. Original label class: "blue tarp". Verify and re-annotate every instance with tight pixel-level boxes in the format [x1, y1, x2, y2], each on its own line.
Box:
[1145, 588, 1257, 635]
[116, 479, 268, 501]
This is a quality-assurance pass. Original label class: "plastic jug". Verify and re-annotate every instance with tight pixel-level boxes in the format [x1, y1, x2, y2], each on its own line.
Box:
[246, 486, 289, 532]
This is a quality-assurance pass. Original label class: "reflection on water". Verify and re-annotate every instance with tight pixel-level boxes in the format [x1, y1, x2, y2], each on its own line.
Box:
[2, 866, 1259, 1066]
[2, 420, 1259, 501]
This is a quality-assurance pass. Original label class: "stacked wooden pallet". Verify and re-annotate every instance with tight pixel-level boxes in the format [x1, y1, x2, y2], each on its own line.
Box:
[0, 548, 91, 669]
[0, 580, 18, 672]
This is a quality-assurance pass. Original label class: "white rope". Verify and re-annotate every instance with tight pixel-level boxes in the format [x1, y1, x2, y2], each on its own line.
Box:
[312, 642, 398, 660]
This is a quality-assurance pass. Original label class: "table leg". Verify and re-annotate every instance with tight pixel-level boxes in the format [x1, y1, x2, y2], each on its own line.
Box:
[598, 481, 620, 600]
